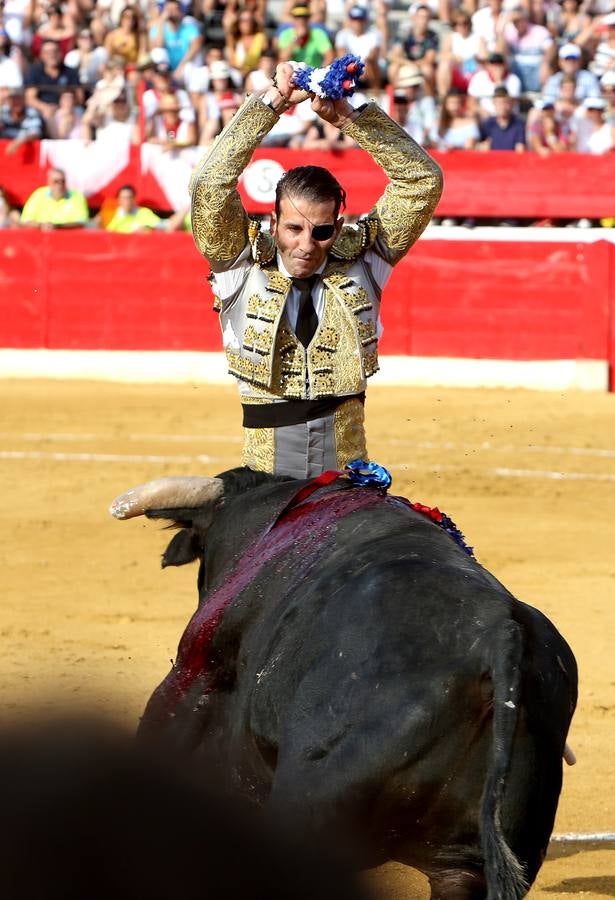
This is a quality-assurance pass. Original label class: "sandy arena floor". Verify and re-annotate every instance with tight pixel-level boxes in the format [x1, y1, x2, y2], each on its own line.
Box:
[1, 379, 613, 898]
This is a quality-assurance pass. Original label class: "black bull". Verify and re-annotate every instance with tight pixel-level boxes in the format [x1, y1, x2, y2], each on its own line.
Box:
[112, 467, 577, 899]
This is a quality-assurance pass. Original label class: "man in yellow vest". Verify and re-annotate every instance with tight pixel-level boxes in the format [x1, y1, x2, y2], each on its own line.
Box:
[21, 167, 88, 229]
[190, 63, 443, 479]
[105, 185, 162, 233]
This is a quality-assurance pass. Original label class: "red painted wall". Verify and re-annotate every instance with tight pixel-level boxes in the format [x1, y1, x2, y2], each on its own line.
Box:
[1, 232, 613, 383]
[3, 140, 615, 218]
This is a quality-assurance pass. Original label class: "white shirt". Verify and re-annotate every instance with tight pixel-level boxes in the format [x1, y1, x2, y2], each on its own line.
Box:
[335, 26, 383, 60]
[0, 54, 23, 89]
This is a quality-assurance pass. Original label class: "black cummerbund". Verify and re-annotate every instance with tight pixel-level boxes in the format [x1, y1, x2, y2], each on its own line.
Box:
[242, 392, 365, 428]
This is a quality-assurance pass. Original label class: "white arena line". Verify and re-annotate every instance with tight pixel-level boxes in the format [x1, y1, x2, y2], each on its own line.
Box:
[2, 449, 614, 482]
[389, 463, 615, 483]
[0, 450, 220, 464]
[2, 432, 615, 459]
[551, 832, 615, 842]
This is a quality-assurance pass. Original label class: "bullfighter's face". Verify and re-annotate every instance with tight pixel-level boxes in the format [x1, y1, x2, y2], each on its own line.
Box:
[270, 193, 343, 278]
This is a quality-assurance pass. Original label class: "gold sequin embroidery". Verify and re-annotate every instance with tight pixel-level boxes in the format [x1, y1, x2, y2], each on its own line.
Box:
[191, 96, 278, 264]
[334, 398, 368, 468]
[342, 102, 443, 265]
[242, 426, 275, 473]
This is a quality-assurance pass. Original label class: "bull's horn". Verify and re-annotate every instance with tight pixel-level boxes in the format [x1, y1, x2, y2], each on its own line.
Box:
[564, 742, 577, 766]
[109, 476, 224, 520]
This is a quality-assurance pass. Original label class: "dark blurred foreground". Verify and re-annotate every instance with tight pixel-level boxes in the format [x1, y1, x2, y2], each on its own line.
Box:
[0, 713, 367, 900]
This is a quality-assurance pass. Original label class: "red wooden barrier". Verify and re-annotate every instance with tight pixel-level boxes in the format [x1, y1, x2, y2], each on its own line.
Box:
[1, 232, 612, 383]
[2, 140, 615, 219]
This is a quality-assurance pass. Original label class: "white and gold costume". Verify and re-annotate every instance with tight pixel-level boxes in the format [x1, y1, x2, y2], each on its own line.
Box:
[190, 94, 443, 478]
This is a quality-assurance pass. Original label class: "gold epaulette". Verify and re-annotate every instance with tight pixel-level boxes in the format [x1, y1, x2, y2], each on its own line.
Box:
[330, 218, 379, 261]
[248, 218, 276, 267]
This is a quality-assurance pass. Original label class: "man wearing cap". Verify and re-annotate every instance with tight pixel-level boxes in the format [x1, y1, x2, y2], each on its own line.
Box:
[189, 63, 442, 479]
[276, 5, 334, 70]
[543, 43, 600, 102]
[335, 4, 386, 88]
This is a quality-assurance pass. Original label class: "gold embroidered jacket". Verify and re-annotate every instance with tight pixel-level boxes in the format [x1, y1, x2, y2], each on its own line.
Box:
[190, 94, 443, 401]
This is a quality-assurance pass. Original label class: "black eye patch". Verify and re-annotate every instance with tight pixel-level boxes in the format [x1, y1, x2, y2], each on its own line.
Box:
[311, 223, 335, 241]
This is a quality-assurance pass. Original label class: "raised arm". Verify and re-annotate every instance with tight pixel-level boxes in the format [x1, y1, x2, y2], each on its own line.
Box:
[318, 98, 443, 265]
[190, 67, 309, 271]
[189, 93, 278, 271]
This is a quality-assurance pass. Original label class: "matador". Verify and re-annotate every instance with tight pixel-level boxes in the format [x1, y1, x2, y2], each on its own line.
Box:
[190, 63, 443, 479]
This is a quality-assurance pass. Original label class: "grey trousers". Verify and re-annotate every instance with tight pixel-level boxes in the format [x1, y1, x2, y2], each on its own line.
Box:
[241, 397, 368, 479]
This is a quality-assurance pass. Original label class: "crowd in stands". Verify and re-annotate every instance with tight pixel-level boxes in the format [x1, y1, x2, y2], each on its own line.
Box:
[1, 0, 614, 228]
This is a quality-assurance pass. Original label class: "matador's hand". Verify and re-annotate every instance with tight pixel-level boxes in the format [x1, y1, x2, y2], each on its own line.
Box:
[274, 62, 311, 107]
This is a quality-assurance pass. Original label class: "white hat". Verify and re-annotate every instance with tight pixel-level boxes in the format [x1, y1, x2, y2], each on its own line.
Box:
[150, 46, 170, 66]
[583, 96, 607, 109]
[395, 62, 423, 87]
[210, 60, 230, 80]
[559, 42, 581, 59]
[601, 70, 615, 87]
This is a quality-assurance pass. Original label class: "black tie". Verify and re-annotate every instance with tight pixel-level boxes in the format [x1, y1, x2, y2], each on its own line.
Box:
[293, 275, 319, 348]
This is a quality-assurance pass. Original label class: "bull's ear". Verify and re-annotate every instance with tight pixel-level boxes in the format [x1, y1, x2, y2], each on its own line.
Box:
[160, 528, 202, 568]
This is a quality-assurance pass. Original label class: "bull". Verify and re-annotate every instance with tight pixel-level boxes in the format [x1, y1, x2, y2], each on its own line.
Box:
[110, 467, 577, 900]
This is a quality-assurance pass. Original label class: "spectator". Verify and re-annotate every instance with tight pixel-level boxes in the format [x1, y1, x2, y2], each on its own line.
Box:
[301, 114, 357, 150]
[24, 38, 81, 132]
[528, 96, 575, 154]
[49, 86, 83, 136]
[2, 0, 31, 50]
[430, 88, 479, 148]
[467, 51, 522, 117]
[478, 84, 526, 150]
[543, 42, 600, 102]
[389, 61, 437, 145]
[471, 0, 507, 55]
[143, 54, 192, 127]
[437, 8, 483, 97]
[149, 0, 203, 85]
[224, 7, 268, 77]
[0, 86, 43, 153]
[146, 89, 197, 147]
[31, 5, 76, 61]
[335, 4, 386, 89]
[104, 6, 147, 66]
[20, 166, 89, 228]
[82, 54, 125, 123]
[275, 3, 334, 69]
[589, 12, 615, 78]
[0, 29, 23, 94]
[388, 4, 439, 96]
[83, 88, 138, 141]
[64, 28, 109, 92]
[601, 69, 615, 123]
[575, 95, 613, 152]
[549, 0, 590, 49]
[105, 184, 163, 231]
[504, 6, 554, 94]
[0, 184, 20, 226]
[185, 43, 242, 102]
[196, 58, 241, 144]
[244, 46, 278, 92]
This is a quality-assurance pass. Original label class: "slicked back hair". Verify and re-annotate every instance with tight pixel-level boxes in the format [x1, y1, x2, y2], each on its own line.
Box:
[275, 166, 346, 221]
